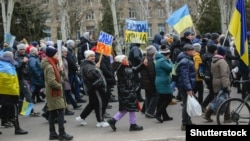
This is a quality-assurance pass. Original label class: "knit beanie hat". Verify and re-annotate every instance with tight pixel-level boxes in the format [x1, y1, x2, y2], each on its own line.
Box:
[192, 43, 201, 52]
[17, 43, 26, 51]
[217, 47, 226, 56]
[46, 47, 57, 57]
[66, 39, 75, 47]
[46, 41, 55, 47]
[115, 55, 127, 63]
[84, 50, 95, 59]
[3, 51, 14, 59]
[160, 45, 170, 54]
[146, 45, 157, 55]
[31, 41, 38, 47]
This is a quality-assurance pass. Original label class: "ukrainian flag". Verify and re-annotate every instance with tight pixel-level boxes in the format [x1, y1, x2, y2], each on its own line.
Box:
[20, 101, 34, 116]
[0, 60, 19, 95]
[166, 4, 193, 35]
[229, 0, 248, 66]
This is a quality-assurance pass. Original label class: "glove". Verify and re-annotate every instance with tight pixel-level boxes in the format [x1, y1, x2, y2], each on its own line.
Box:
[222, 87, 231, 93]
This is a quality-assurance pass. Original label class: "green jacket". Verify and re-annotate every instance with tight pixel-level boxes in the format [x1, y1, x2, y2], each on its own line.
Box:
[40, 58, 66, 111]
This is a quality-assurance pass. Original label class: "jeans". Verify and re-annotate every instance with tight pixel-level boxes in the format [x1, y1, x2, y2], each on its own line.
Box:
[69, 73, 81, 101]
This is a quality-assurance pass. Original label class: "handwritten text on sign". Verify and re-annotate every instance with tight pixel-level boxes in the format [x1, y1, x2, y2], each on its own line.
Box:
[96, 31, 113, 56]
[125, 19, 148, 44]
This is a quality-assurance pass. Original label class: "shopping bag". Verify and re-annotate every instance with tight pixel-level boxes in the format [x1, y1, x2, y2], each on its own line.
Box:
[20, 101, 34, 116]
[187, 95, 202, 117]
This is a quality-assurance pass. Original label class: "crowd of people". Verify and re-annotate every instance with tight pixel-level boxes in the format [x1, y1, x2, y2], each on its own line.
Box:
[0, 29, 250, 139]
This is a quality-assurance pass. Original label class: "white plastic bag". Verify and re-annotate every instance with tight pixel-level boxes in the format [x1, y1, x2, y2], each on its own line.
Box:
[187, 95, 202, 117]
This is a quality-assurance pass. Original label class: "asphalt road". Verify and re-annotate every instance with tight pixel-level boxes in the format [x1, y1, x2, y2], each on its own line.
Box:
[0, 86, 244, 141]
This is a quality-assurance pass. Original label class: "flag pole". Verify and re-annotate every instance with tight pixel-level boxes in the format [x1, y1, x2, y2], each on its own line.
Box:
[221, 30, 229, 47]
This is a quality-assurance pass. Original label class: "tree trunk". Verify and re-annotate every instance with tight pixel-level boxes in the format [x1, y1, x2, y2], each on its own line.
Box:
[218, 0, 235, 34]
[58, 0, 70, 41]
[1, 0, 15, 33]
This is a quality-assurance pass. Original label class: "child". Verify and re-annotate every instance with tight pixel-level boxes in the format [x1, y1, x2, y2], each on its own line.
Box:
[107, 55, 143, 132]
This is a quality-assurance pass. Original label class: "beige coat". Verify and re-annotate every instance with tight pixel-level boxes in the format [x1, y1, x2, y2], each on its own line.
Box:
[40, 58, 67, 111]
[211, 55, 230, 94]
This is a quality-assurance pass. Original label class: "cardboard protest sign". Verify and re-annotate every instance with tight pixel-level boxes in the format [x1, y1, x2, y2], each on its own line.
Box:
[96, 31, 113, 56]
[125, 19, 148, 44]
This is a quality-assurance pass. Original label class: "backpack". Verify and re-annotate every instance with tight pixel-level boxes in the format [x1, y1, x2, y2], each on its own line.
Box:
[171, 57, 189, 82]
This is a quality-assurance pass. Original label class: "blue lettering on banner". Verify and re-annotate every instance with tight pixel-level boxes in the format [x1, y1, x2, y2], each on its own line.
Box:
[126, 19, 148, 32]
[98, 31, 113, 46]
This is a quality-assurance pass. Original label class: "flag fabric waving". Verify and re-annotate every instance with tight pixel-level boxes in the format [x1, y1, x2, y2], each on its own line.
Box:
[166, 4, 193, 35]
[229, 0, 248, 66]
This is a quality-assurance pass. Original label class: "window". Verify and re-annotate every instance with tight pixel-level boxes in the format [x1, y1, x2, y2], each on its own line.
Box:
[86, 26, 95, 36]
[86, 11, 94, 20]
[129, 8, 136, 19]
[148, 24, 152, 38]
[158, 9, 164, 18]
[158, 24, 165, 34]
[56, 14, 61, 21]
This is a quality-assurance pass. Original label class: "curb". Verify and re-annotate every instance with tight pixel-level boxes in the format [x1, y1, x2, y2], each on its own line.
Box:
[131, 136, 185, 141]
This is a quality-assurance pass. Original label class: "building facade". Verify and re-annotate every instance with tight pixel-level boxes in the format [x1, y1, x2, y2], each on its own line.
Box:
[42, 0, 196, 41]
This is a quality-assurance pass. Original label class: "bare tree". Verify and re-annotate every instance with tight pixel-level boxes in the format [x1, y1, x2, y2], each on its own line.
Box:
[218, 0, 236, 34]
[1, 0, 16, 33]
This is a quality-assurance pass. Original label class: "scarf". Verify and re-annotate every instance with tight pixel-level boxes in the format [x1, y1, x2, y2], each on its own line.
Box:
[47, 57, 61, 97]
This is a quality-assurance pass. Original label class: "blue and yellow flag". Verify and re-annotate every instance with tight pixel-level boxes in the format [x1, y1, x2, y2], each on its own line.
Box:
[20, 101, 34, 116]
[229, 0, 248, 66]
[166, 4, 193, 35]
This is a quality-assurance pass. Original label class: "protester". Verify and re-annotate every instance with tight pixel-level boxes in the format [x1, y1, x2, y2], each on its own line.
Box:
[0, 51, 28, 135]
[176, 44, 196, 131]
[40, 47, 73, 140]
[107, 55, 143, 132]
[76, 50, 109, 128]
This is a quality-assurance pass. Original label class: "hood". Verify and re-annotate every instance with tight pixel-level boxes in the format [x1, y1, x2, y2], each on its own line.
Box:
[154, 52, 165, 61]
[176, 52, 191, 62]
[212, 54, 224, 63]
[152, 34, 162, 45]
[40, 58, 50, 70]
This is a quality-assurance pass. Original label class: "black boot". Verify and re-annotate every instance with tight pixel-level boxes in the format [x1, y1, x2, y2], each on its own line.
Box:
[107, 118, 117, 131]
[49, 127, 59, 140]
[202, 108, 213, 122]
[129, 124, 143, 131]
[59, 128, 73, 140]
[10, 118, 28, 135]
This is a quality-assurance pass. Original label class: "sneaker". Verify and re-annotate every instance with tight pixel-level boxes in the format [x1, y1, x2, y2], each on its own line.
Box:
[30, 112, 40, 117]
[75, 116, 87, 126]
[96, 121, 110, 127]
[145, 113, 154, 118]
[169, 99, 177, 105]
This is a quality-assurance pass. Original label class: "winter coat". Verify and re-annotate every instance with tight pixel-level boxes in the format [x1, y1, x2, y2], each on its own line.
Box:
[15, 52, 29, 80]
[80, 59, 107, 93]
[138, 55, 156, 92]
[128, 43, 142, 67]
[95, 53, 116, 87]
[66, 46, 78, 74]
[40, 58, 66, 111]
[116, 65, 139, 112]
[211, 55, 230, 94]
[176, 52, 196, 91]
[77, 37, 91, 64]
[62, 56, 71, 90]
[154, 53, 173, 94]
[28, 54, 44, 87]
[193, 52, 203, 81]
